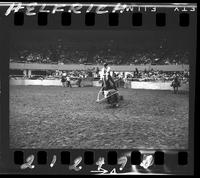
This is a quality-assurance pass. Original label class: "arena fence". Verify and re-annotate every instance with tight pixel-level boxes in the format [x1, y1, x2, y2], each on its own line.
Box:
[10, 78, 189, 91]
[129, 81, 189, 91]
[9, 78, 94, 87]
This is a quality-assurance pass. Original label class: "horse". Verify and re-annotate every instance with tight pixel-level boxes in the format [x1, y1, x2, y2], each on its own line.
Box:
[96, 74, 122, 107]
[171, 77, 181, 94]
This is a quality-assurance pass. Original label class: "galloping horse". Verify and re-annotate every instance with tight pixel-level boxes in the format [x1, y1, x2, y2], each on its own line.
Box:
[171, 76, 181, 94]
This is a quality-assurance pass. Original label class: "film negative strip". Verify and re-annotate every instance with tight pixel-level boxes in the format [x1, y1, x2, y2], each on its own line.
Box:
[0, 2, 197, 175]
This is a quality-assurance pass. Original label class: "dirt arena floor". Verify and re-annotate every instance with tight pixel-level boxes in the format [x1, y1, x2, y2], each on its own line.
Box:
[9, 85, 189, 149]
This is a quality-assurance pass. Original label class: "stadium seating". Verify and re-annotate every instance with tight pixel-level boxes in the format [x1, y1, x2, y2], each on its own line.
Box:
[10, 47, 189, 65]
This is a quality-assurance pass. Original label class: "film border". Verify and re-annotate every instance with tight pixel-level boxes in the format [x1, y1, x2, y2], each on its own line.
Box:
[0, 2, 197, 175]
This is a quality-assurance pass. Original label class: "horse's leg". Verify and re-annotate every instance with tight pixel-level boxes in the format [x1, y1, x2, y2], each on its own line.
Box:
[174, 87, 176, 94]
[115, 93, 119, 103]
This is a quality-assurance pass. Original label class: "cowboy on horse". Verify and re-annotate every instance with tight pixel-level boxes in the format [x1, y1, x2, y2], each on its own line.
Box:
[171, 73, 181, 94]
[96, 62, 121, 107]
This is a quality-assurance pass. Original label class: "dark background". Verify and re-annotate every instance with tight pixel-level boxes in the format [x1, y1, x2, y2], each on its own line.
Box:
[10, 29, 191, 50]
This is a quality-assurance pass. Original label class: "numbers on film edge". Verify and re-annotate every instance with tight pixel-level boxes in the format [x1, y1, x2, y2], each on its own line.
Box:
[18, 152, 159, 174]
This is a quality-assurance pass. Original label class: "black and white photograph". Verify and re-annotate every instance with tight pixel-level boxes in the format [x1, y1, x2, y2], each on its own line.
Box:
[9, 29, 190, 149]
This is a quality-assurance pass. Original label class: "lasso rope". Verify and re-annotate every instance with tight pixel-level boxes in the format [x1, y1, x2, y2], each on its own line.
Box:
[96, 76, 121, 103]
[96, 89, 119, 103]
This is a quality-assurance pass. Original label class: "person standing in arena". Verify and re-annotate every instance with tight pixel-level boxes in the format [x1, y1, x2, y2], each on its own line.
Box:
[61, 72, 67, 87]
[77, 75, 82, 87]
[66, 75, 72, 88]
[174, 73, 181, 87]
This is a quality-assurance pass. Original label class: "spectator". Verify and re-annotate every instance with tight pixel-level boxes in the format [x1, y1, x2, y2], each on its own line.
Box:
[61, 72, 67, 87]
[66, 75, 72, 88]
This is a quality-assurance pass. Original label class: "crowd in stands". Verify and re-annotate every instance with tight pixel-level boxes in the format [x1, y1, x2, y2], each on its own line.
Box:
[10, 41, 190, 83]
[10, 46, 189, 65]
[123, 68, 189, 83]
[10, 66, 189, 84]
[68, 68, 189, 83]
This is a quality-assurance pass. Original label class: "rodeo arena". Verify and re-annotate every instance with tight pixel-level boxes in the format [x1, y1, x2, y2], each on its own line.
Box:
[9, 30, 189, 149]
